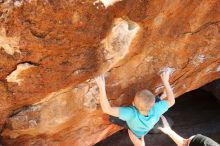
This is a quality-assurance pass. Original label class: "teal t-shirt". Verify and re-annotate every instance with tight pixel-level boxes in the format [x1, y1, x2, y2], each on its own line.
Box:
[119, 100, 169, 138]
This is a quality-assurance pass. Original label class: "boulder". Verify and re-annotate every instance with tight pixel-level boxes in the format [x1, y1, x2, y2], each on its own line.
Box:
[0, 0, 219, 145]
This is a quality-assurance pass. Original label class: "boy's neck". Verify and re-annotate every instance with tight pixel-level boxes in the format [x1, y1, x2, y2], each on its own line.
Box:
[132, 104, 149, 116]
[140, 110, 149, 116]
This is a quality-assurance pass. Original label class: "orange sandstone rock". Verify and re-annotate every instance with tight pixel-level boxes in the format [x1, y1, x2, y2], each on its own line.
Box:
[0, 0, 219, 145]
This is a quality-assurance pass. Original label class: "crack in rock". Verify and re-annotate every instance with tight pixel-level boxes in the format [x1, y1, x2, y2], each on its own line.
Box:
[7, 105, 41, 130]
[183, 20, 220, 35]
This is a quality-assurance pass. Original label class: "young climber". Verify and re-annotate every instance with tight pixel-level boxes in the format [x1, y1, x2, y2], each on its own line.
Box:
[95, 69, 175, 142]
[158, 116, 220, 146]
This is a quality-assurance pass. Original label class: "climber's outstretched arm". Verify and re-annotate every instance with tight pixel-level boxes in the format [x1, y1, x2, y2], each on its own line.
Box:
[159, 116, 188, 146]
[160, 69, 175, 108]
[95, 75, 119, 117]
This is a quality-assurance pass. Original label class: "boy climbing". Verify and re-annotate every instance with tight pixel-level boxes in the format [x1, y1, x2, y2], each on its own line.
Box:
[95, 69, 175, 143]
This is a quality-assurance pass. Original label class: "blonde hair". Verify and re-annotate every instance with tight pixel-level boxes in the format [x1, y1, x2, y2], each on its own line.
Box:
[134, 89, 155, 111]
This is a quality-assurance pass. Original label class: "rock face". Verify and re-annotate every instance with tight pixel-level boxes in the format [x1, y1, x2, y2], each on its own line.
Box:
[0, 0, 219, 145]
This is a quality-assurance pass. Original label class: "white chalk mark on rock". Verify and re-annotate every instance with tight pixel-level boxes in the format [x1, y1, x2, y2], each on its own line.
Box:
[93, 0, 122, 8]
[83, 80, 100, 111]
[14, 0, 23, 7]
[102, 18, 140, 70]
[144, 56, 154, 62]
[159, 67, 176, 75]
[216, 66, 220, 72]
[0, 28, 20, 55]
[182, 84, 187, 88]
[192, 54, 206, 65]
[6, 63, 35, 85]
[154, 13, 165, 27]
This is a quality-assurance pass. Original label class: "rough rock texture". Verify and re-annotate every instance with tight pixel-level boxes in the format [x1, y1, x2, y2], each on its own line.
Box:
[0, 0, 220, 145]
